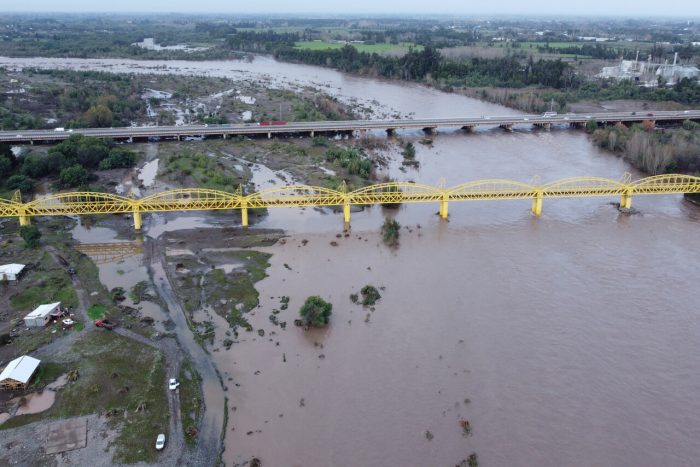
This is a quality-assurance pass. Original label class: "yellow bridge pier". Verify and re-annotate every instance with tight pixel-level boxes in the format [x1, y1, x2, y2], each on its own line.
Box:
[439, 193, 449, 219]
[343, 201, 351, 224]
[132, 208, 142, 231]
[18, 212, 30, 226]
[241, 200, 249, 227]
[620, 189, 633, 209]
[532, 191, 543, 216]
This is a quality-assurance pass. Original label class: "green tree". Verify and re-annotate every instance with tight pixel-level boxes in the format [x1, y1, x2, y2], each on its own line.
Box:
[6, 175, 35, 193]
[0, 154, 12, 179]
[84, 104, 113, 128]
[59, 165, 89, 188]
[19, 225, 41, 248]
[299, 296, 333, 327]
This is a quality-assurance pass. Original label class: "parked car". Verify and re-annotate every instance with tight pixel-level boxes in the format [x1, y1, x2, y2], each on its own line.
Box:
[62, 319, 74, 329]
[169, 378, 180, 391]
[155, 433, 166, 450]
[95, 319, 117, 330]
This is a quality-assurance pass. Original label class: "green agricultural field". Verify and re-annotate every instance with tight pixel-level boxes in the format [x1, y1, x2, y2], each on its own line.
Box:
[294, 41, 422, 54]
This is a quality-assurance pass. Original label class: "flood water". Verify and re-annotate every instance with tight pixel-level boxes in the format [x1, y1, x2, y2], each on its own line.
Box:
[5, 54, 699, 466]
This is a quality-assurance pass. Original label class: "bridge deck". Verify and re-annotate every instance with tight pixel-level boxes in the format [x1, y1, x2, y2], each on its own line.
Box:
[2, 111, 700, 144]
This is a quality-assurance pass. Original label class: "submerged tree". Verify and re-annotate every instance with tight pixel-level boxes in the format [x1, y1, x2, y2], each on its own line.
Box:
[299, 296, 333, 328]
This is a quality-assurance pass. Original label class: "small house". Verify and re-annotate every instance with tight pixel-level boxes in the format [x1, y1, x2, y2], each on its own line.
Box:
[0, 355, 41, 390]
[23, 302, 61, 328]
[0, 264, 26, 281]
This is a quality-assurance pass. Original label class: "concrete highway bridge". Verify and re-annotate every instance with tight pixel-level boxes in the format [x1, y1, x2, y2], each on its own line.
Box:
[2, 110, 699, 145]
[2, 174, 699, 230]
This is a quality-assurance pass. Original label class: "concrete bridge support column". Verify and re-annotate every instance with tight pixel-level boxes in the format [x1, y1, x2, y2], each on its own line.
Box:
[310, 130, 315, 137]
[267, 132, 272, 139]
[133, 209, 142, 231]
[439, 194, 449, 219]
[500, 124, 513, 132]
[544, 123, 551, 131]
[531, 191, 543, 216]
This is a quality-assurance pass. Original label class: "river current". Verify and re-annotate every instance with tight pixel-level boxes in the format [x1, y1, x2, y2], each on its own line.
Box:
[4, 54, 698, 466]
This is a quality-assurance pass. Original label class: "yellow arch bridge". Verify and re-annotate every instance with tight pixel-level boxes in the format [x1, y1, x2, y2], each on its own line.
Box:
[2, 174, 699, 230]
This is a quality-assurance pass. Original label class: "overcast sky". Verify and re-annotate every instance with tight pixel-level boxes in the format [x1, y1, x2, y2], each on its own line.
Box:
[2, 0, 700, 17]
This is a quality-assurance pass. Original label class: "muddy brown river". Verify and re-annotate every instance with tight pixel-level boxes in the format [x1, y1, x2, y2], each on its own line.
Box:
[10, 54, 699, 466]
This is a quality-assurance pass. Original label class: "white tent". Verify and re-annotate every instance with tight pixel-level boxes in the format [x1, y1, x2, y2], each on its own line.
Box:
[24, 302, 61, 328]
[0, 355, 41, 390]
[0, 264, 26, 281]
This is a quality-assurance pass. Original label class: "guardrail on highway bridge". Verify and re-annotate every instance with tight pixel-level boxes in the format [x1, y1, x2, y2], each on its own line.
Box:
[2, 110, 700, 144]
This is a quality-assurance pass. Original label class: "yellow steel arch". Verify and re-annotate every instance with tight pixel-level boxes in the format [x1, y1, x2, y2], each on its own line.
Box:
[25, 192, 134, 215]
[448, 179, 536, 200]
[350, 181, 440, 204]
[140, 188, 242, 211]
[631, 174, 700, 194]
[245, 185, 345, 208]
[542, 176, 627, 198]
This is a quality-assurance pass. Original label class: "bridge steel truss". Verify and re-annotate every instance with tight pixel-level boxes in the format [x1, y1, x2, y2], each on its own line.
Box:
[2, 174, 699, 229]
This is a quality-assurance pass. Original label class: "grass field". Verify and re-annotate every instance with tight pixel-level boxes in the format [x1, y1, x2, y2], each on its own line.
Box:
[294, 41, 422, 54]
[1, 332, 168, 464]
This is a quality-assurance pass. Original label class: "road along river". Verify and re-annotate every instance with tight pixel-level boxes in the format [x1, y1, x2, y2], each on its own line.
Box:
[6, 54, 698, 466]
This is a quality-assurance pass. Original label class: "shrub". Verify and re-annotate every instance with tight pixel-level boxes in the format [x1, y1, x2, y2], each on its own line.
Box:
[381, 217, 400, 247]
[6, 174, 35, 193]
[360, 285, 381, 306]
[299, 296, 332, 328]
[59, 164, 90, 188]
[19, 225, 41, 248]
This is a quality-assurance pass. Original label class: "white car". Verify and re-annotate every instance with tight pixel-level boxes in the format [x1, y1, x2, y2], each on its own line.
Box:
[155, 433, 165, 450]
[168, 378, 180, 390]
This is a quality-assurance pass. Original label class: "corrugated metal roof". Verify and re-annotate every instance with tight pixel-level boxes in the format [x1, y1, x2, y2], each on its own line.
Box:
[0, 264, 25, 275]
[24, 302, 61, 320]
[0, 355, 41, 384]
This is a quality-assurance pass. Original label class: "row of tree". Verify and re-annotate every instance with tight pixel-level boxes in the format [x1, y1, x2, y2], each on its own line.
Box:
[0, 135, 138, 194]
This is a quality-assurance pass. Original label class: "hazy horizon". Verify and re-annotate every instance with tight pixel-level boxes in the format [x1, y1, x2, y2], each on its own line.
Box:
[2, 0, 700, 17]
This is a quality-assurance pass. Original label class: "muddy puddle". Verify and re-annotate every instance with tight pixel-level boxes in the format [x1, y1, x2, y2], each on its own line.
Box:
[71, 221, 170, 333]
[11, 374, 68, 417]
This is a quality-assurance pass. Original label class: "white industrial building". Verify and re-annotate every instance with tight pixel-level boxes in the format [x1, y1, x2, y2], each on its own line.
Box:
[598, 52, 700, 86]
[0, 355, 41, 390]
[0, 263, 25, 281]
[23, 302, 62, 328]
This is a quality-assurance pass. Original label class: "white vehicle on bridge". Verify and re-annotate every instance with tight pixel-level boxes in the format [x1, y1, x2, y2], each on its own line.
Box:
[542, 112, 558, 118]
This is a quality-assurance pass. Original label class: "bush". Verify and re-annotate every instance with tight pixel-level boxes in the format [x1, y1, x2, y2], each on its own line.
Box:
[6, 174, 35, 193]
[98, 148, 138, 170]
[585, 119, 598, 134]
[360, 285, 381, 306]
[59, 164, 90, 188]
[299, 296, 332, 327]
[19, 225, 41, 248]
[381, 217, 400, 247]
